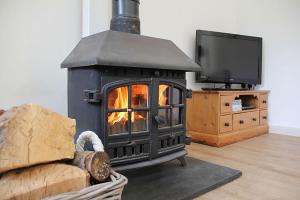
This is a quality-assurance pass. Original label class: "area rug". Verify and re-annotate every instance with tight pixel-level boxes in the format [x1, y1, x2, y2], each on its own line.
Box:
[121, 157, 241, 200]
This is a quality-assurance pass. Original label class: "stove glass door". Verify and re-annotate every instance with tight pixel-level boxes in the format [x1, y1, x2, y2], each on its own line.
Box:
[158, 84, 184, 128]
[107, 84, 149, 135]
[157, 82, 185, 154]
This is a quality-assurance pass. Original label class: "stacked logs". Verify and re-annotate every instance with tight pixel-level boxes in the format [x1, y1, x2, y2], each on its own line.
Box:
[0, 104, 111, 200]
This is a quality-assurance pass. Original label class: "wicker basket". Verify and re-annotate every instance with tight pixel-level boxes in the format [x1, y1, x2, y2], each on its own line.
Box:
[44, 170, 128, 200]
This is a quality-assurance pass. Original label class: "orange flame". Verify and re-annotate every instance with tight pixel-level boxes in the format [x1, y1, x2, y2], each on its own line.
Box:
[108, 87, 128, 125]
[159, 85, 169, 106]
[108, 84, 169, 127]
[107, 85, 147, 126]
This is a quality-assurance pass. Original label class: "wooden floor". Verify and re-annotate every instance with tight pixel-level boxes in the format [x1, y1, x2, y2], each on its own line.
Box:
[187, 133, 300, 200]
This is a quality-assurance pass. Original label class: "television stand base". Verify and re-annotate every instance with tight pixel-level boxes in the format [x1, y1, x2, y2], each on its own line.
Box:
[202, 88, 249, 91]
[187, 90, 269, 147]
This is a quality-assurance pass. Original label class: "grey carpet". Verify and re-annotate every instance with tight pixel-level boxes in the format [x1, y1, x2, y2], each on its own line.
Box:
[121, 157, 242, 200]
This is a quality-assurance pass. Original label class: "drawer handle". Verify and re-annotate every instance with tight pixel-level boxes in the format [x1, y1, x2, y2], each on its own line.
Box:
[252, 118, 257, 121]
[224, 122, 230, 127]
[239, 120, 244, 124]
[225, 102, 230, 107]
[263, 116, 267, 120]
[262, 100, 267, 104]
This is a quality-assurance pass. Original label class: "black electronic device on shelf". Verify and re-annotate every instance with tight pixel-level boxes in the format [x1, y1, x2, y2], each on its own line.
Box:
[195, 30, 262, 89]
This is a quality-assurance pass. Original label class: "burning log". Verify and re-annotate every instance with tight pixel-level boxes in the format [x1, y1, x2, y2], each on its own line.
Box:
[0, 104, 76, 174]
[72, 151, 111, 182]
[132, 119, 147, 132]
[109, 122, 127, 135]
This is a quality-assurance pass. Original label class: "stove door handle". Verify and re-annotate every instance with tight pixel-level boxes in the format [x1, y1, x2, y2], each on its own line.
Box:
[169, 134, 175, 140]
[127, 141, 136, 146]
[154, 115, 166, 125]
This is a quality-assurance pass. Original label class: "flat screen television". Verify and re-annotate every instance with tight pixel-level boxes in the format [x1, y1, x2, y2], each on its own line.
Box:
[195, 30, 262, 86]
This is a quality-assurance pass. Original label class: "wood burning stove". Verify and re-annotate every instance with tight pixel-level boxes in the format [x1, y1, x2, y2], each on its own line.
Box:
[61, 0, 201, 171]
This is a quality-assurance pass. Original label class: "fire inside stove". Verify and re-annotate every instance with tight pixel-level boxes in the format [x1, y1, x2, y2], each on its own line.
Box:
[107, 84, 149, 135]
[107, 84, 179, 135]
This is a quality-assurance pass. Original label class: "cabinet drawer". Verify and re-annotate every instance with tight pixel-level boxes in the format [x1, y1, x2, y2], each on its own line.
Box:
[220, 95, 232, 113]
[260, 110, 268, 125]
[250, 111, 260, 127]
[233, 111, 259, 131]
[259, 94, 268, 109]
[233, 113, 247, 130]
[219, 115, 232, 133]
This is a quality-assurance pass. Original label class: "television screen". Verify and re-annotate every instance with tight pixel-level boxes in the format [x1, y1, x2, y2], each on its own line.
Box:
[195, 30, 262, 84]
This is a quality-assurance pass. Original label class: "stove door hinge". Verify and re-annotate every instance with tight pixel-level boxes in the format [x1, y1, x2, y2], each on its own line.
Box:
[84, 90, 102, 103]
[186, 89, 193, 99]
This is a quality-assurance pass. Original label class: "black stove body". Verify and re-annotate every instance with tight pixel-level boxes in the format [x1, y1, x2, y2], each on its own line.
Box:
[62, 0, 200, 171]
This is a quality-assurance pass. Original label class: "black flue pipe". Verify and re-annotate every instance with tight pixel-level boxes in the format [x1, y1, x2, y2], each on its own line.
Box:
[110, 0, 140, 34]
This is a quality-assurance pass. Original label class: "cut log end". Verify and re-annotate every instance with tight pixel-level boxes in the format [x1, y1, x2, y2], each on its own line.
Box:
[73, 151, 111, 182]
[87, 152, 111, 182]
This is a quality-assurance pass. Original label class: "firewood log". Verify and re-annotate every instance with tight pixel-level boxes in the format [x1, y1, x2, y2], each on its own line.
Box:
[73, 151, 111, 182]
[0, 163, 90, 200]
[0, 104, 76, 174]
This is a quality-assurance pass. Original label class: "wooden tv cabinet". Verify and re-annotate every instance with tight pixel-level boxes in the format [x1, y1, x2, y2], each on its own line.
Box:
[186, 90, 269, 147]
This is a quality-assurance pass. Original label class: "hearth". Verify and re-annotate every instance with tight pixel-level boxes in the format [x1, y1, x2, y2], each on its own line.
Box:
[61, 0, 200, 171]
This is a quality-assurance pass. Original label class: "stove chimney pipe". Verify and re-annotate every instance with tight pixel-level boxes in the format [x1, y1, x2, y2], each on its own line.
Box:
[110, 0, 140, 34]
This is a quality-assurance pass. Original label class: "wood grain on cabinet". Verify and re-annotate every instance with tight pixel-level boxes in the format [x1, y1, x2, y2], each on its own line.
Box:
[259, 94, 268, 109]
[219, 115, 232, 133]
[260, 110, 268, 125]
[187, 90, 269, 147]
[186, 93, 219, 134]
[220, 95, 233, 114]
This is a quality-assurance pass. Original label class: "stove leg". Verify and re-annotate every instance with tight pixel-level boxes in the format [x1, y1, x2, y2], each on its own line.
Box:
[178, 156, 187, 167]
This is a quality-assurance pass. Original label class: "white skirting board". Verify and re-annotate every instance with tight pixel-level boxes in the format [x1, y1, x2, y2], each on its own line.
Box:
[269, 125, 300, 137]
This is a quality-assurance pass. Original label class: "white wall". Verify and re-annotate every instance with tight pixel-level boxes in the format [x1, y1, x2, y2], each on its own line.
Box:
[85, 0, 238, 90]
[234, 0, 300, 135]
[0, 0, 82, 114]
[1, 0, 299, 135]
